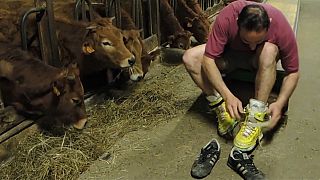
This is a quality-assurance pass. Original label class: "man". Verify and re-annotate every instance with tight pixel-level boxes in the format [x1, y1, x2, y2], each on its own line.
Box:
[185, 0, 299, 179]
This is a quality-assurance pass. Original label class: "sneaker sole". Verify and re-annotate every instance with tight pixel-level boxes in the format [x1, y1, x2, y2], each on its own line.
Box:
[234, 133, 263, 152]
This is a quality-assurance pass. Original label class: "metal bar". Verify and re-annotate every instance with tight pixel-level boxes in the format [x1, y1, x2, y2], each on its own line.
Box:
[103, 0, 108, 17]
[86, 0, 93, 21]
[115, 0, 121, 27]
[147, 0, 153, 35]
[138, 0, 142, 29]
[20, 7, 45, 50]
[155, 0, 160, 46]
[107, 0, 113, 17]
[132, 0, 136, 24]
[45, 0, 60, 67]
[74, 0, 82, 20]
[81, 0, 87, 21]
[0, 120, 34, 144]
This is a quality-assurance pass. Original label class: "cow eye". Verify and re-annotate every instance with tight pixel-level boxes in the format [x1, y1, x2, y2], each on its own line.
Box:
[102, 41, 112, 46]
[71, 98, 82, 105]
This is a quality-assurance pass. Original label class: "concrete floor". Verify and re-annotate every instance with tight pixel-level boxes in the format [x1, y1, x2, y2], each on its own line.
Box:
[79, 0, 320, 179]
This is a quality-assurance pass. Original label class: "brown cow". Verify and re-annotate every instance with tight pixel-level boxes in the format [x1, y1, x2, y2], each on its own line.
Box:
[0, 49, 87, 133]
[159, 0, 192, 49]
[92, 7, 156, 82]
[55, 17, 136, 79]
[185, 0, 212, 31]
[175, 0, 210, 43]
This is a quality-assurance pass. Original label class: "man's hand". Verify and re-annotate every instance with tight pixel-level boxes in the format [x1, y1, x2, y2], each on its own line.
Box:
[266, 102, 283, 129]
[225, 94, 243, 120]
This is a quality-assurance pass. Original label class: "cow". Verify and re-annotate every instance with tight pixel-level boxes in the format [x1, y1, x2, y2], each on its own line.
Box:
[159, 0, 192, 50]
[175, 0, 210, 44]
[0, 49, 87, 133]
[185, 0, 212, 31]
[55, 17, 136, 83]
[92, 7, 157, 82]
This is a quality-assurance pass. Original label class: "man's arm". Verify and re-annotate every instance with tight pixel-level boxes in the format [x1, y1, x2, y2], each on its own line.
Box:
[277, 71, 300, 107]
[267, 71, 299, 129]
[202, 55, 243, 119]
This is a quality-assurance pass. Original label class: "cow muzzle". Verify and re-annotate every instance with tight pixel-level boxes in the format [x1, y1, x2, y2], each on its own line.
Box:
[73, 118, 87, 129]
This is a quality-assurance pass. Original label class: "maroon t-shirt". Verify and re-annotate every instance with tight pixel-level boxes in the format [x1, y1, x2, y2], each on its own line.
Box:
[204, 0, 299, 73]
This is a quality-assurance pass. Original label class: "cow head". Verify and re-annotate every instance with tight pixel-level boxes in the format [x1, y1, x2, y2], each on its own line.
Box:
[49, 63, 87, 130]
[0, 50, 87, 134]
[122, 29, 144, 81]
[81, 18, 136, 69]
[168, 30, 192, 50]
[185, 16, 209, 43]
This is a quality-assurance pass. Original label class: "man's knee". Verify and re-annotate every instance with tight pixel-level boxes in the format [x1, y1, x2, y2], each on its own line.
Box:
[258, 42, 279, 68]
[182, 44, 205, 70]
[182, 48, 194, 67]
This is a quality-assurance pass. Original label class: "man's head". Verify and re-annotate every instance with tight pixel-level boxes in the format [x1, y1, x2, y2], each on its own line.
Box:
[237, 4, 270, 50]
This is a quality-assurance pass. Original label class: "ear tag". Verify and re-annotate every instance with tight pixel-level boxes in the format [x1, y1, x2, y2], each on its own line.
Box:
[52, 86, 61, 96]
[82, 45, 95, 54]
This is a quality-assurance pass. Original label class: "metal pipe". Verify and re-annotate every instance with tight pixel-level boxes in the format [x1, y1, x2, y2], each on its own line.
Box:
[0, 120, 34, 144]
[74, 0, 82, 20]
[20, 7, 45, 50]
[45, 0, 60, 67]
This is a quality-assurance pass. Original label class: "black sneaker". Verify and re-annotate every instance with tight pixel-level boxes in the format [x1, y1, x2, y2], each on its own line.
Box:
[190, 139, 221, 179]
[227, 148, 265, 180]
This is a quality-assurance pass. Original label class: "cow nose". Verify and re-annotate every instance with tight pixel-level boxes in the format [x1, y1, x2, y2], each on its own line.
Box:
[73, 118, 87, 130]
[137, 76, 143, 81]
[128, 57, 135, 66]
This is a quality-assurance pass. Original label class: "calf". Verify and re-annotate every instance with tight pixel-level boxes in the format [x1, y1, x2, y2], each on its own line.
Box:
[175, 0, 210, 43]
[92, 7, 153, 82]
[185, 0, 212, 30]
[159, 0, 192, 49]
[55, 17, 135, 79]
[0, 49, 87, 132]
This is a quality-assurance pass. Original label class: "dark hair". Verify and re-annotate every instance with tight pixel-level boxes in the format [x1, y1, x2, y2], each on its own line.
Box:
[237, 4, 270, 32]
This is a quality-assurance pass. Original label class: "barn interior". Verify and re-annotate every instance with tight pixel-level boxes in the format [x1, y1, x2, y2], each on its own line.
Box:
[1, 0, 318, 179]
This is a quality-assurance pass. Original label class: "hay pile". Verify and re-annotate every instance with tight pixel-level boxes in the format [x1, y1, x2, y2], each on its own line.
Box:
[0, 64, 195, 180]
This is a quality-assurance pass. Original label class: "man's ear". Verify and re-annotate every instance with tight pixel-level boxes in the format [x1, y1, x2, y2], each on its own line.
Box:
[269, 18, 272, 22]
[82, 41, 95, 54]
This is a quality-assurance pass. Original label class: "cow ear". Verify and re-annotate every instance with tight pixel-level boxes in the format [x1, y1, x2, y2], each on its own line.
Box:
[186, 30, 193, 37]
[82, 41, 95, 54]
[67, 62, 80, 77]
[186, 17, 193, 27]
[95, 17, 115, 26]
[122, 30, 130, 39]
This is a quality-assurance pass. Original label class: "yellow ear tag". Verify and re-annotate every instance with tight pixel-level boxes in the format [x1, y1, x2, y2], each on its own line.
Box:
[82, 45, 95, 54]
[52, 86, 61, 96]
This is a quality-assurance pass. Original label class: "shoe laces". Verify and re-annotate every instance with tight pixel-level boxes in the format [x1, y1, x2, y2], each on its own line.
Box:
[198, 146, 214, 164]
[240, 120, 257, 138]
[242, 154, 262, 175]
